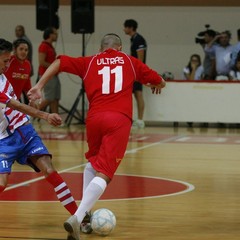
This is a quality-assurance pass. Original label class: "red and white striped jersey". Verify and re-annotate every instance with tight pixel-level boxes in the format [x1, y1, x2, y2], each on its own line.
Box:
[0, 74, 29, 139]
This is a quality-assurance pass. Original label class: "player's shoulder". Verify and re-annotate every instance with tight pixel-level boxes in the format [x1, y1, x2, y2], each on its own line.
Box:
[136, 33, 146, 41]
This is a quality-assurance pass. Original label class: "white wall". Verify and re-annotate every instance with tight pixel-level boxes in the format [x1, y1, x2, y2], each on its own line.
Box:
[143, 81, 240, 123]
[1, 4, 240, 121]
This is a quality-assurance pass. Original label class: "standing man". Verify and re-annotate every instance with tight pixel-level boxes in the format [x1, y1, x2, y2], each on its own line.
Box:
[123, 19, 147, 128]
[198, 29, 217, 80]
[28, 33, 165, 240]
[38, 27, 60, 114]
[204, 30, 234, 80]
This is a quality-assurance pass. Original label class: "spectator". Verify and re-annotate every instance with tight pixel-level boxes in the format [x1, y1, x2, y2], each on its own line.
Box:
[15, 25, 33, 76]
[15, 25, 34, 104]
[183, 54, 204, 80]
[123, 19, 147, 129]
[183, 54, 205, 128]
[37, 27, 60, 114]
[4, 39, 32, 101]
[28, 33, 165, 240]
[230, 28, 240, 67]
[229, 56, 240, 81]
[199, 29, 217, 80]
[205, 30, 234, 80]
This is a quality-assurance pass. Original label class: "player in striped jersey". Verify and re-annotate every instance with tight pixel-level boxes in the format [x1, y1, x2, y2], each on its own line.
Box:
[0, 38, 78, 217]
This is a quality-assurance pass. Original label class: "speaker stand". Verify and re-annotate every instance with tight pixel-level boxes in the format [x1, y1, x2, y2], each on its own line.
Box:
[64, 33, 87, 127]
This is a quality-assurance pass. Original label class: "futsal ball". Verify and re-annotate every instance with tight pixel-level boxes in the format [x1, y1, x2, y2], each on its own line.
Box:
[161, 71, 174, 80]
[91, 208, 116, 236]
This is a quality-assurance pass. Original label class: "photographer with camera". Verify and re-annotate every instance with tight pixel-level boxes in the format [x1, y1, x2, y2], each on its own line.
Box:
[204, 30, 234, 80]
[195, 25, 217, 80]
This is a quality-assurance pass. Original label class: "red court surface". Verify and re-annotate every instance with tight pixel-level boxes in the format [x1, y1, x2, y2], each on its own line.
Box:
[0, 172, 192, 201]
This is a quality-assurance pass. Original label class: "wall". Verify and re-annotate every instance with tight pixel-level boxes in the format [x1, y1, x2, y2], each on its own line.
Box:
[0, 4, 239, 121]
[143, 81, 240, 123]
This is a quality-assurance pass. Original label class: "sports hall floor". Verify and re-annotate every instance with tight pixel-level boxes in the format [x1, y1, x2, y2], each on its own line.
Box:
[0, 120, 240, 240]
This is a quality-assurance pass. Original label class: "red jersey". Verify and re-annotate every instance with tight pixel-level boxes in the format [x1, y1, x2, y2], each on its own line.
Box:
[38, 41, 56, 76]
[4, 55, 32, 99]
[58, 49, 163, 119]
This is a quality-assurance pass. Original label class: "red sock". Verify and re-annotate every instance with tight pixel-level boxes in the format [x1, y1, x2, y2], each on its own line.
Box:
[45, 171, 78, 215]
[0, 185, 5, 194]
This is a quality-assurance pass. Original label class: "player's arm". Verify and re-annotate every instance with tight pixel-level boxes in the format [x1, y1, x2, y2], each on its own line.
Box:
[136, 49, 145, 62]
[7, 98, 62, 126]
[145, 80, 166, 94]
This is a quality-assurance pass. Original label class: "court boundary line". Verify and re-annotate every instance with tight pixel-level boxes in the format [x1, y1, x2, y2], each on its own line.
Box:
[2, 134, 195, 202]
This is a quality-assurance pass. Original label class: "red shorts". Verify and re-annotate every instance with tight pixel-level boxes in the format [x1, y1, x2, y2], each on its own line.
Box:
[85, 111, 132, 179]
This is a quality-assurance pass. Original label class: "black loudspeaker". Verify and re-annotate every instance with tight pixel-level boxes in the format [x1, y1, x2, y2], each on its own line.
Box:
[71, 0, 95, 34]
[36, 0, 59, 31]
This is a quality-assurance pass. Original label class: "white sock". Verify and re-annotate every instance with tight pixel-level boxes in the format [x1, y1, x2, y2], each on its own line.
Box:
[75, 176, 107, 223]
[83, 162, 96, 194]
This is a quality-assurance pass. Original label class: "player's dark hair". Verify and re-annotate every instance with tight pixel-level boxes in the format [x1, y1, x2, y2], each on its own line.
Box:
[13, 38, 29, 49]
[221, 30, 231, 39]
[0, 38, 13, 54]
[43, 27, 55, 40]
[124, 19, 138, 31]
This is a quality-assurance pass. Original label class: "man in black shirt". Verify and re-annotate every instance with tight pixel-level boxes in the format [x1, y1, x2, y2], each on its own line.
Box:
[124, 19, 147, 129]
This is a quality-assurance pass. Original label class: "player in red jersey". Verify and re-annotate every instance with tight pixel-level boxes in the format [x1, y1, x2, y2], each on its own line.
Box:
[28, 33, 166, 240]
[0, 38, 78, 220]
[4, 38, 32, 101]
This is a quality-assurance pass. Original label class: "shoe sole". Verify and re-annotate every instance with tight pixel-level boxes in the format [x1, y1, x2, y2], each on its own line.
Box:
[64, 222, 80, 240]
[64, 221, 74, 232]
[67, 235, 77, 240]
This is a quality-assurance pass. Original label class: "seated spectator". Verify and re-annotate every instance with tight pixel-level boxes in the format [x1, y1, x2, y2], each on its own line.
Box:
[183, 54, 204, 80]
[229, 56, 240, 81]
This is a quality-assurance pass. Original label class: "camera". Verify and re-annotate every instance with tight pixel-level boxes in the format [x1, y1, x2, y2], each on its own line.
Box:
[195, 37, 206, 45]
[195, 24, 217, 45]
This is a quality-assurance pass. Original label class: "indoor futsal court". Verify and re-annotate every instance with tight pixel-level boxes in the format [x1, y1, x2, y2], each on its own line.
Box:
[0, 121, 240, 240]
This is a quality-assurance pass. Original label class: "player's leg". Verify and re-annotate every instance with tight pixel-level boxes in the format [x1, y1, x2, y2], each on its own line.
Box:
[30, 155, 78, 215]
[134, 90, 144, 118]
[69, 112, 131, 228]
[64, 172, 108, 239]
[67, 114, 107, 237]
[133, 82, 145, 128]
[0, 132, 20, 194]
[20, 124, 78, 215]
[48, 76, 61, 114]
[80, 162, 96, 233]
[37, 98, 50, 112]
[0, 173, 9, 194]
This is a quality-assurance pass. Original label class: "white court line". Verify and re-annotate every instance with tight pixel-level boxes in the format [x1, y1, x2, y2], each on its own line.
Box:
[5, 134, 185, 192]
[5, 163, 87, 191]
